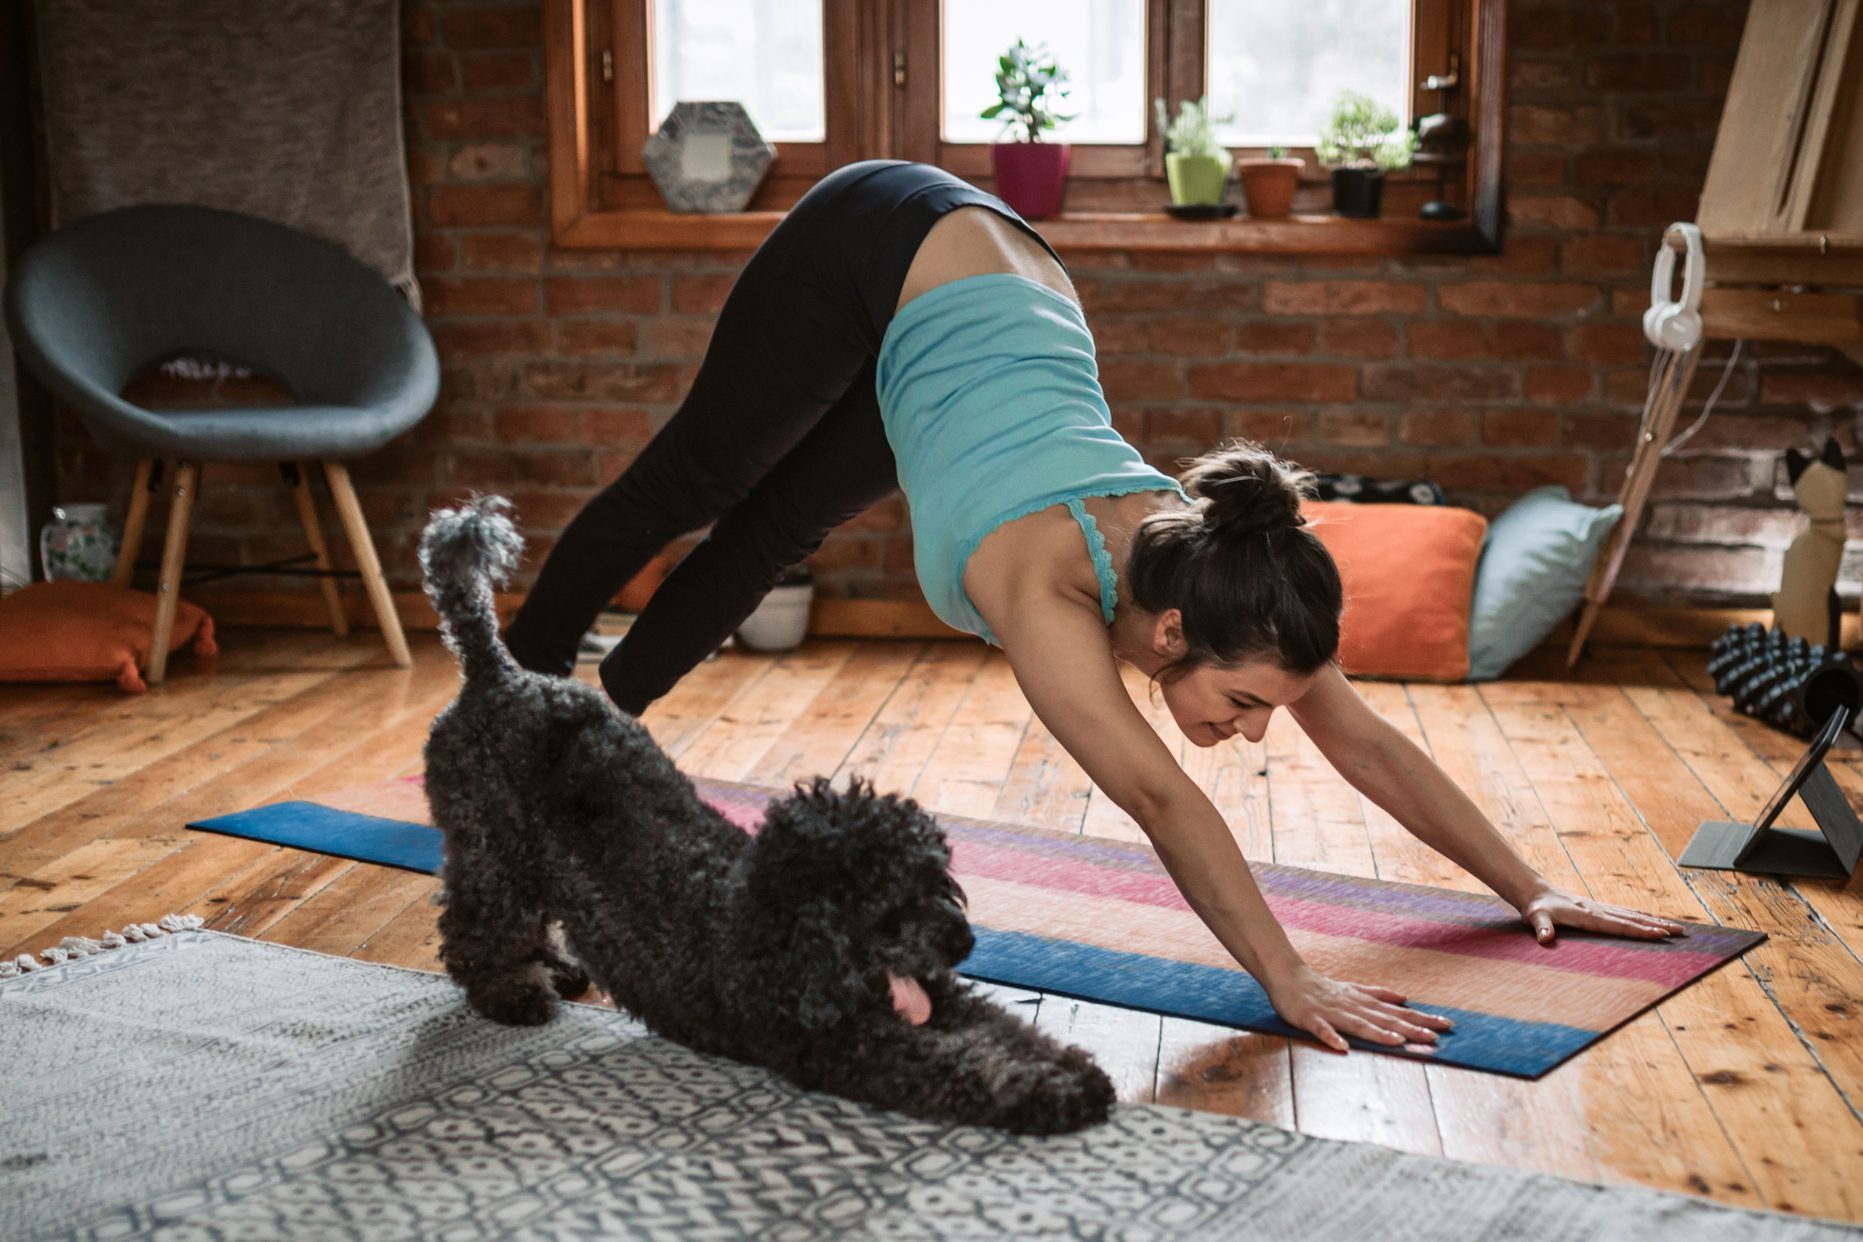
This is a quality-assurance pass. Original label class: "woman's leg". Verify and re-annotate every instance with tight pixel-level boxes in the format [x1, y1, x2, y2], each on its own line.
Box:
[502, 166, 902, 677]
[599, 361, 897, 715]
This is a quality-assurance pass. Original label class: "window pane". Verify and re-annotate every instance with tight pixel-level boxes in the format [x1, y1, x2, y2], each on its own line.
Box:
[651, 0, 825, 143]
[942, 0, 1147, 145]
[1206, 0, 1411, 149]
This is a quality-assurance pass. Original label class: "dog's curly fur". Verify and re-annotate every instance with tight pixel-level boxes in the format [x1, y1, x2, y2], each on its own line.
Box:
[418, 496, 1115, 1135]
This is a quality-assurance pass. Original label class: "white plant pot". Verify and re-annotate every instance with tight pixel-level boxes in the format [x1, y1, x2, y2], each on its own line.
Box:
[736, 583, 813, 652]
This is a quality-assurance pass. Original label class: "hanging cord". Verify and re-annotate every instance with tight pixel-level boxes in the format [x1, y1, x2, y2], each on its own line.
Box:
[1659, 339, 1744, 457]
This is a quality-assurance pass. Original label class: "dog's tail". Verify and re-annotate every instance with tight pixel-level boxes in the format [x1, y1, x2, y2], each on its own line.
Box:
[419, 494, 525, 685]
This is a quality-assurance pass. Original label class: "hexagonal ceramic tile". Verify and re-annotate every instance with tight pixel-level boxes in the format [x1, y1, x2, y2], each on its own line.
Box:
[642, 101, 777, 214]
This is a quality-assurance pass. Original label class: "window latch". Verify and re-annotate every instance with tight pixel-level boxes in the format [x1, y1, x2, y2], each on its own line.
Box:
[1422, 52, 1459, 94]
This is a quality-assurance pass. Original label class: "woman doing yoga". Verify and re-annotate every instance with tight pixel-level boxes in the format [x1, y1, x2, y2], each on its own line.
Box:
[505, 160, 1686, 1054]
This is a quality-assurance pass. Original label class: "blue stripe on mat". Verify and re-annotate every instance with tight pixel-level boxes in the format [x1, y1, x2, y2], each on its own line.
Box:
[188, 802, 1596, 1076]
[189, 802, 443, 873]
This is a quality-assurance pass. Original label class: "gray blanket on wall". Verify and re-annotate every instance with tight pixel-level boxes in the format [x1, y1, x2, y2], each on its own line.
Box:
[33, 0, 419, 305]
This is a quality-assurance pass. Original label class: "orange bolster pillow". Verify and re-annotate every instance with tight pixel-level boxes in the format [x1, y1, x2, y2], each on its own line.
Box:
[0, 581, 218, 693]
[1302, 501, 1487, 682]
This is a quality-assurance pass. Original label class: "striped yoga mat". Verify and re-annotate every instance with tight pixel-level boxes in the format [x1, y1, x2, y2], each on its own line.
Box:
[189, 774, 1764, 1078]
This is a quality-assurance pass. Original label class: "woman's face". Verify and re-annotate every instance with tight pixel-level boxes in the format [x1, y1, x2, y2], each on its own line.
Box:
[1158, 659, 1318, 748]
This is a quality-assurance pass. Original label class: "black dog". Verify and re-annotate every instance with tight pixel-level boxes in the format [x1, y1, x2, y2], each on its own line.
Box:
[418, 496, 1114, 1135]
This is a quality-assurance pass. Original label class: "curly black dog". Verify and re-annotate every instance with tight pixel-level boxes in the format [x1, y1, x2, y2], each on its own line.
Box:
[417, 496, 1114, 1135]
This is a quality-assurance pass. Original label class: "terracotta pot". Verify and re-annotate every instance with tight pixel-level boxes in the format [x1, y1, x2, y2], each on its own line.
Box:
[1165, 152, 1229, 206]
[991, 141, 1071, 220]
[1237, 158, 1304, 219]
[1330, 166, 1386, 219]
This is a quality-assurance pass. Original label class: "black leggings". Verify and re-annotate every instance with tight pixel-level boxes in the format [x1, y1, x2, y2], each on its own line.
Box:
[503, 161, 1066, 715]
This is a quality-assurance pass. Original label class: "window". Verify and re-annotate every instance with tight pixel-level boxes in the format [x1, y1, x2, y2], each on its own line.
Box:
[544, 0, 1504, 251]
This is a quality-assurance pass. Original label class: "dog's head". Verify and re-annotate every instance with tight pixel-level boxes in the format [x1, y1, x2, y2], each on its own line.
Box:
[743, 777, 972, 1034]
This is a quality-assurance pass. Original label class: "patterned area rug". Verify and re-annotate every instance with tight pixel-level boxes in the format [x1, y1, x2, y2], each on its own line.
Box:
[187, 775, 1766, 1078]
[0, 930, 1844, 1241]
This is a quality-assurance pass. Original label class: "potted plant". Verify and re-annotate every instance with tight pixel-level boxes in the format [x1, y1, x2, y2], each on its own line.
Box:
[1153, 96, 1233, 208]
[1315, 92, 1418, 219]
[736, 564, 814, 652]
[981, 38, 1075, 220]
[1237, 144, 1304, 220]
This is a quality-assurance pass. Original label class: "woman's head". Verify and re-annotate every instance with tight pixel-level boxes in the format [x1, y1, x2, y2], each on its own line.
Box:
[1124, 440, 1343, 745]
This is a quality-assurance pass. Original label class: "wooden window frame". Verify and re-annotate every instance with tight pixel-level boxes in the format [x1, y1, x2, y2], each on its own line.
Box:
[545, 0, 1504, 254]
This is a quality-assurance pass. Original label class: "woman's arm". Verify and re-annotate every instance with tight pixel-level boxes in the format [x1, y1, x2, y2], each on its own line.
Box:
[1288, 666, 1688, 942]
[992, 594, 1452, 1051]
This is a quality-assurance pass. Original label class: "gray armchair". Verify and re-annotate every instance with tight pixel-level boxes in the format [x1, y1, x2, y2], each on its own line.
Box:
[4, 204, 439, 682]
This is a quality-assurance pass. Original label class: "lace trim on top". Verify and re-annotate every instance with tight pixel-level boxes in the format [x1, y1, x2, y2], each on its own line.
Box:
[1066, 498, 1120, 627]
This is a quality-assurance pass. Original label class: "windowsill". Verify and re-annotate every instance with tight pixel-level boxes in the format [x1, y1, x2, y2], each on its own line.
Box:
[551, 207, 1500, 255]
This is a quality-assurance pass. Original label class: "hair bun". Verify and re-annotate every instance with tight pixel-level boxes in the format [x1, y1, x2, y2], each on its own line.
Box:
[1179, 440, 1314, 535]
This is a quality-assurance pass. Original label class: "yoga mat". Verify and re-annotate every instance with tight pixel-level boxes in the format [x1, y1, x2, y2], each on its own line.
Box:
[189, 775, 1765, 1078]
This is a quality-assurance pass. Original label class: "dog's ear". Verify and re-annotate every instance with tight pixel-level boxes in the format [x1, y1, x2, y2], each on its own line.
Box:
[784, 899, 861, 1033]
[745, 787, 869, 1033]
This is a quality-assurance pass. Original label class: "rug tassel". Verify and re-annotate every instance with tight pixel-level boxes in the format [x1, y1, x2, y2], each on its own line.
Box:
[0, 913, 205, 980]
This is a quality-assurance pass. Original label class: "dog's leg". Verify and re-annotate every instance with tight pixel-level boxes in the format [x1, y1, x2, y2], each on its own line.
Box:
[813, 990, 1115, 1136]
[537, 921, 592, 999]
[436, 850, 559, 1026]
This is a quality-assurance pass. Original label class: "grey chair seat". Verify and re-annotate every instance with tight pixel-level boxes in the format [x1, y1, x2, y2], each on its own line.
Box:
[4, 203, 438, 461]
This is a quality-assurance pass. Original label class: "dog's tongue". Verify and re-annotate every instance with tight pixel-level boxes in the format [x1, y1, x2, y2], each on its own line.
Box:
[888, 973, 931, 1025]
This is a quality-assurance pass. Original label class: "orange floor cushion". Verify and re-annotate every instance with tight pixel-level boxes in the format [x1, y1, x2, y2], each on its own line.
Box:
[1303, 501, 1488, 682]
[0, 581, 218, 693]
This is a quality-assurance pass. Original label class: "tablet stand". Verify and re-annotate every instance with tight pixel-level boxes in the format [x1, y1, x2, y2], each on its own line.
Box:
[1681, 705, 1863, 879]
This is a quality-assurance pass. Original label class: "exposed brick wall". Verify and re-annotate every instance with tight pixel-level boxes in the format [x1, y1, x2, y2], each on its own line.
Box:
[51, 0, 1863, 609]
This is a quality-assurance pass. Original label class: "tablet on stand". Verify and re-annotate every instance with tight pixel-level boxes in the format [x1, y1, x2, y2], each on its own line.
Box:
[1680, 705, 1863, 878]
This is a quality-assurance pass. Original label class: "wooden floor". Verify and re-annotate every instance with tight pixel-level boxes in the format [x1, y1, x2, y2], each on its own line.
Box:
[4, 629, 1862, 1223]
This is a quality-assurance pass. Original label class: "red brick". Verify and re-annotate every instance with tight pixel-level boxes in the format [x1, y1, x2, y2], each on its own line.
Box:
[1566, 323, 1646, 365]
[1225, 410, 1312, 444]
[544, 275, 661, 315]
[1508, 151, 1568, 188]
[1315, 319, 1397, 359]
[415, 232, 456, 274]
[1572, 149, 1652, 186]
[1510, 8, 1602, 50]
[1665, 412, 1814, 454]
[1319, 410, 1390, 447]
[671, 274, 737, 314]
[1098, 359, 1185, 401]
[1261, 280, 1427, 316]
[1188, 362, 1356, 403]
[504, 491, 597, 530]
[585, 408, 654, 445]
[1481, 410, 1560, 447]
[461, 232, 545, 272]
[428, 320, 551, 356]
[1510, 104, 1606, 148]
[555, 321, 640, 356]
[1646, 455, 1758, 501]
[494, 405, 579, 444]
[428, 183, 544, 226]
[1527, 365, 1595, 404]
[1620, 100, 1726, 142]
[403, 3, 436, 46]
[1494, 322, 1566, 360]
[424, 277, 537, 316]
[1427, 452, 1590, 494]
[461, 52, 537, 92]
[1360, 365, 1517, 402]
[1643, 504, 1808, 546]
[1131, 252, 1223, 273]
[1439, 281, 1599, 318]
[1561, 234, 1644, 275]
[1090, 317, 1149, 353]
[1562, 411, 1638, 450]
[403, 51, 457, 95]
[448, 142, 533, 181]
[1399, 408, 1479, 446]
[440, 6, 541, 49]
[418, 97, 544, 140]
[1508, 195, 1600, 231]
[1146, 408, 1223, 443]
[1077, 278, 1250, 314]
[1586, 53, 1690, 92]
[1406, 322, 1486, 361]
[1300, 448, 1429, 479]
[1231, 321, 1314, 354]
[1671, 3, 1748, 46]
[638, 318, 716, 357]
[1147, 315, 1233, 356]
[524, 362, 682, 402]
[1761, 369, 1863, 408]
[1608, 186, 1702, 227]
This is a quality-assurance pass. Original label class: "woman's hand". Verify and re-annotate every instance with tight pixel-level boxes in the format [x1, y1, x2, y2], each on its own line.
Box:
[1516, 886, 1689, 944]
[1263, 963, 1454, 1053]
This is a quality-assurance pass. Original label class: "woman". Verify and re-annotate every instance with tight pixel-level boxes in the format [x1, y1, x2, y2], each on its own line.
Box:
[506, 160, 1686, 1053]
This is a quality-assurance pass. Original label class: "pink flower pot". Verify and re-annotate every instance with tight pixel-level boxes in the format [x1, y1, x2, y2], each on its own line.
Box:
[990, 142, 1070, 220]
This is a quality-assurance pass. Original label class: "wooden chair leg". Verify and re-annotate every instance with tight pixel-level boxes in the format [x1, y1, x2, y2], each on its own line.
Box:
[322, 460, 411, 667]
[146, 461, 198, 686]
[288, 462, 349, 637]
[113, 459, 154, 589]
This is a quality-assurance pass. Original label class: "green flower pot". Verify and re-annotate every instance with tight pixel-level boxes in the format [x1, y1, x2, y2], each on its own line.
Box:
[1165, 153, 1229, 206]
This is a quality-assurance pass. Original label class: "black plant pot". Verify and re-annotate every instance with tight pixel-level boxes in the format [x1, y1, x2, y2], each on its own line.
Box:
[1331, 166, 1385, 219]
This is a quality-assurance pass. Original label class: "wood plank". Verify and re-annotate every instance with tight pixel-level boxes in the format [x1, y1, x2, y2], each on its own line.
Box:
[639, 650, 776, 760]
[1032, 993, 1161, 1105]
[908, 653, 1035, 819]
[745, 643, 924, 788]
[260, 864, 439, 958]
[837, 642, 987, 797]
[675, 642, 859, 782]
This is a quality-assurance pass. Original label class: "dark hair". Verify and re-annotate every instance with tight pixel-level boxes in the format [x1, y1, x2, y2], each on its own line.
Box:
[1125, 440, 1342, 680]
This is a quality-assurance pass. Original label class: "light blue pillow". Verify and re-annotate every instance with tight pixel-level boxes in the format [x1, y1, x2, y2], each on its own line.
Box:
[1467, 486, 1623, 681]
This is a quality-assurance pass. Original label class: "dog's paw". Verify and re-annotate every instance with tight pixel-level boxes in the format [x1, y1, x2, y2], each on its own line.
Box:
[997, 1054, 1116, 1135]
[538, 947, 592, 999]
[468, 980, 558, 1027]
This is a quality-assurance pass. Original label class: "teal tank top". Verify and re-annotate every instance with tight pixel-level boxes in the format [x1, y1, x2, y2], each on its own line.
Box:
[875, 272, 1186, 647]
